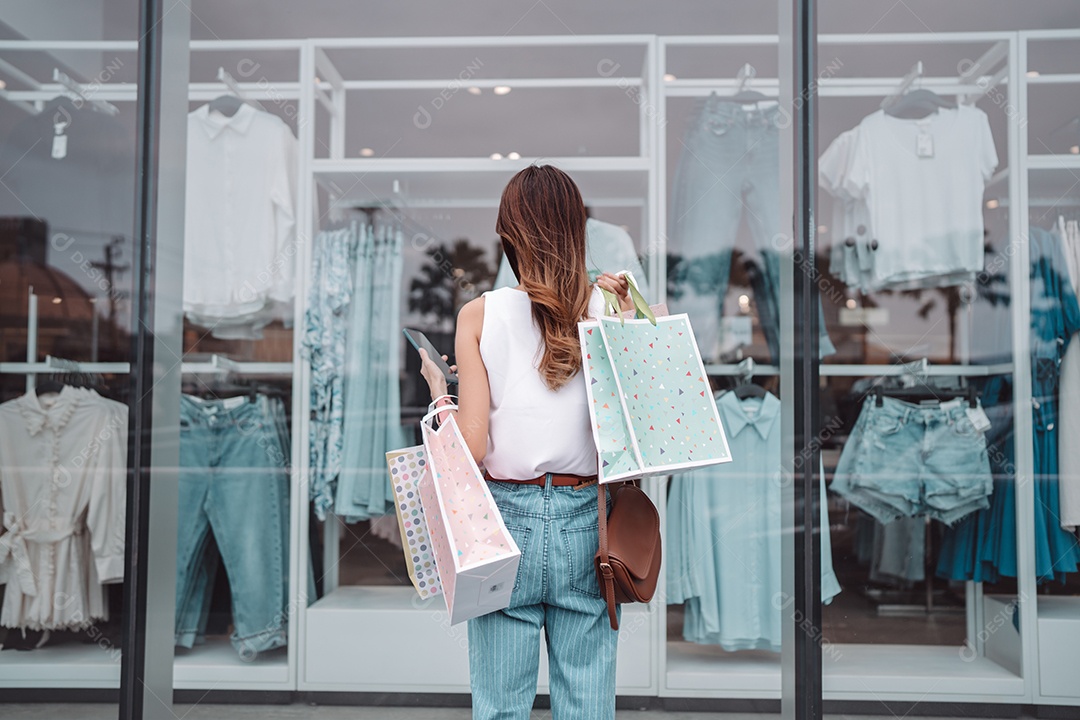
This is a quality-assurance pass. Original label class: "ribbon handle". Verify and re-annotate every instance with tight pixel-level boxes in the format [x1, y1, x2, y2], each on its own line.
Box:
[601, 271, 656, 326]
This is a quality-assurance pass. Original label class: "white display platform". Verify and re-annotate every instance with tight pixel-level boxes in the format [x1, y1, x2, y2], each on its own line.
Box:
[1036, 596, 1080, 701]
[0, 641, 120, 689]
[824, 644, 1024, 702]
[664, 641, 1025, 702]
[302, 585, 654, 693]
[174, 637, 290, 690]
[0, 636, 289, 690]
[665, 643, 782, 698]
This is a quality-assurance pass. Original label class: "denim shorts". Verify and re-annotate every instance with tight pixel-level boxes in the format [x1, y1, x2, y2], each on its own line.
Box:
[832, 396, 992, 525]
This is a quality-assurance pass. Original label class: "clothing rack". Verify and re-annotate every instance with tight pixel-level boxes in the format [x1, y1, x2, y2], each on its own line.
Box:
[215, 66, 268, 112]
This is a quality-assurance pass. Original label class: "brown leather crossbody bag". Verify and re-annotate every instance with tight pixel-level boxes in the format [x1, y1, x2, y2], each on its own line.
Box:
[594, 481, 661, 630]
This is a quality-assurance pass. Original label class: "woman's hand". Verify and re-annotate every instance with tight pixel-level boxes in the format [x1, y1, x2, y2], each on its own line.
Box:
[596, 272, 633, 312]
[418, 348, 456, 401]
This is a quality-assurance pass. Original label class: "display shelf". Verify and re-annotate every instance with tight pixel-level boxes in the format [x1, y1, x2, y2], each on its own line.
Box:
[312, 157, 650, 208]
[1027, 154, 1080, 170]
[174, 638, 290, 690]
[1036, 596, 1080, 700]
[664, 643, 781, 698]
[822, 644, 1025, 701]
[0, 641, 120, 689]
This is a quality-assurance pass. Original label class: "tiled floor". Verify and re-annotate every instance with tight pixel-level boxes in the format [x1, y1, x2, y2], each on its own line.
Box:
[0, 707, 1037, 720]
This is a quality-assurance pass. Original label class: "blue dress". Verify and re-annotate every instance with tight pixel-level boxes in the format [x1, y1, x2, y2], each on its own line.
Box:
[938, 227, 1080, 583]
[666, 391, 841, 651]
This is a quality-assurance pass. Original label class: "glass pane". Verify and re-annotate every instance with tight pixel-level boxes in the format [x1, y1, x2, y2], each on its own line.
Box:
[817, 5, 1024, 702]
[1024, 33, 1080, 704]
[0, 3, 139, 709]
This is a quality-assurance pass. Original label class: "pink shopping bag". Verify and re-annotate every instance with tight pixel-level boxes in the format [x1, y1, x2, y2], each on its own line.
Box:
[419, 406, 520, 625]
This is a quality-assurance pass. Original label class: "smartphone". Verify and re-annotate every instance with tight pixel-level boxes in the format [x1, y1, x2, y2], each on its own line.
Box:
[403, 328, 458, 384]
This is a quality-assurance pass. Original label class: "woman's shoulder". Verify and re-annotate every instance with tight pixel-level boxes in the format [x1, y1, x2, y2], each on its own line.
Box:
[458, 295, 486, 330]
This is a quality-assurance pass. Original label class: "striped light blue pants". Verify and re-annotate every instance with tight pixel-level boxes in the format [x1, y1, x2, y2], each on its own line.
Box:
[468, 475, 619, 720]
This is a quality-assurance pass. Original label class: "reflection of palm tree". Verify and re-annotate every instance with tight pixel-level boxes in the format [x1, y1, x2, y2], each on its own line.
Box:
[408, 238, 494, 331]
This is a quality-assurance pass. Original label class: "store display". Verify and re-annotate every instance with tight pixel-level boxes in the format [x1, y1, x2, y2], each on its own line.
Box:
[386, 446, 442, 600]
[182, 102, 298, 339]
[831, 393, 993, 525]
[175, 393, 290, 659]
[494, 217, 652, 300]
[0, 387, 128, 631]
[668, 93, 835, 362]
[666, 391, 840, 651]
[579, 308, 732, 484]
[938, 227, 1080, 583]
[822, 105, 998, 291]
[419, 411, 520, 625]
[304, 220, 409, 523]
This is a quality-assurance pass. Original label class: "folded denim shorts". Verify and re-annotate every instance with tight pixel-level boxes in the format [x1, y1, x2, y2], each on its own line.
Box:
[832, 396, 992, 525]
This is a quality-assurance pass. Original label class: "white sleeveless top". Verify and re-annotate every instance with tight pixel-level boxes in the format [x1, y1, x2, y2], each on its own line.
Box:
[479, 286, 606, 480]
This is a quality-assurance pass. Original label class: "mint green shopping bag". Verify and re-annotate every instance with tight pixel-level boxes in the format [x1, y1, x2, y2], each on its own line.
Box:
[579, 277, 732, 483]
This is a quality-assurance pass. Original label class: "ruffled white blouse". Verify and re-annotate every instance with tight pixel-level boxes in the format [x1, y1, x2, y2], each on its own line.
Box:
[0, 387, 127, 630]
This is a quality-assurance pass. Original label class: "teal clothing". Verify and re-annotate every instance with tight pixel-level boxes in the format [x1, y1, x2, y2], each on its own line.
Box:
[337, 224, 410, 522]
[666, 392, 840, 651]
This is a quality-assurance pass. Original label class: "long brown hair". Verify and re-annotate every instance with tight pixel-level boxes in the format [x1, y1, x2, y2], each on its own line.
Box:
[496, 165, 591, 391]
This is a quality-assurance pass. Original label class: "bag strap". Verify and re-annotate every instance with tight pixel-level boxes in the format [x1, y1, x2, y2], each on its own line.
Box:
[597, 482, 619, 631]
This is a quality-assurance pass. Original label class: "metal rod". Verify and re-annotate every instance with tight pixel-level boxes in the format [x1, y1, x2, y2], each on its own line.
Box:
[26, 289, 37, 393]
[52, 68, 120, 115]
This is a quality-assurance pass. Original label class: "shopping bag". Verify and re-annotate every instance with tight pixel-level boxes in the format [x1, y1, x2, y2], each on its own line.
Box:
[418, 405, 520, 625]
[386, 446, 442, 600]
[580, 276, 732, 483]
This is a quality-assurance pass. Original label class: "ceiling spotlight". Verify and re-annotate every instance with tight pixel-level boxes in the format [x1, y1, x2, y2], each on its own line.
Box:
[490, 152, 503, 160]
[986, 199, 999, 209]
[1071, 145, 1080, 155]
[0, 80, 6, 90]
[845, 298, 857, 310]
[507, 151, 521, 160]
[817, 225, 828, 234]
[467, 86, 482, 95]
[1026, 70, 1040, 78]
[663, 73, 677, 82]
[493, 85, 512, 95]
[359, 147, 375, 157]
[52, 297, 62, 304]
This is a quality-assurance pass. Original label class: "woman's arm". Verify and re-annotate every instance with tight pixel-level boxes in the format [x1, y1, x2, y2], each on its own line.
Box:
[418, 296, 490, 463]
[452, 297, 490, 462]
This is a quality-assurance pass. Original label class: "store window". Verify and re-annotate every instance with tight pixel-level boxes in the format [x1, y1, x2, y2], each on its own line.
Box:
[0, 3, 140, 709]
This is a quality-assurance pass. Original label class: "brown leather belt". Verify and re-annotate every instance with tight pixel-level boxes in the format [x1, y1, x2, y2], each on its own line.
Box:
[483, 471, 597, 488]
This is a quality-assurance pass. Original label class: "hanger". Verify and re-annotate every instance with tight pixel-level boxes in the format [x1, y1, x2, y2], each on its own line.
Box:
[732, 357, 768, 400]
[884, 88, 955, 119]
[881, 61, 954, 119]
[728, 63, 774, 104]
[208, 94, 245, 117]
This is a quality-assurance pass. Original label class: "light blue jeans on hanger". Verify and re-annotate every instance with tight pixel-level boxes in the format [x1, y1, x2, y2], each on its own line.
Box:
[468, 476, 619, 720]
[175, 394, 290, 659]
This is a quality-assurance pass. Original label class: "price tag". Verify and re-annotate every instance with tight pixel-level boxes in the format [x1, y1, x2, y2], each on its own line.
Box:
[51, 134, 68, 159]
[966, 405, 992, 433]
[51, 120, 69, 160]
[916, 131, 934, 158]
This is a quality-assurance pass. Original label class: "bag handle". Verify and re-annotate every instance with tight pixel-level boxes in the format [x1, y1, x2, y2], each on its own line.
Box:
[421, 402, 459, 427]
[599, 272, 656, 326]
[597, 482, 619, 631]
